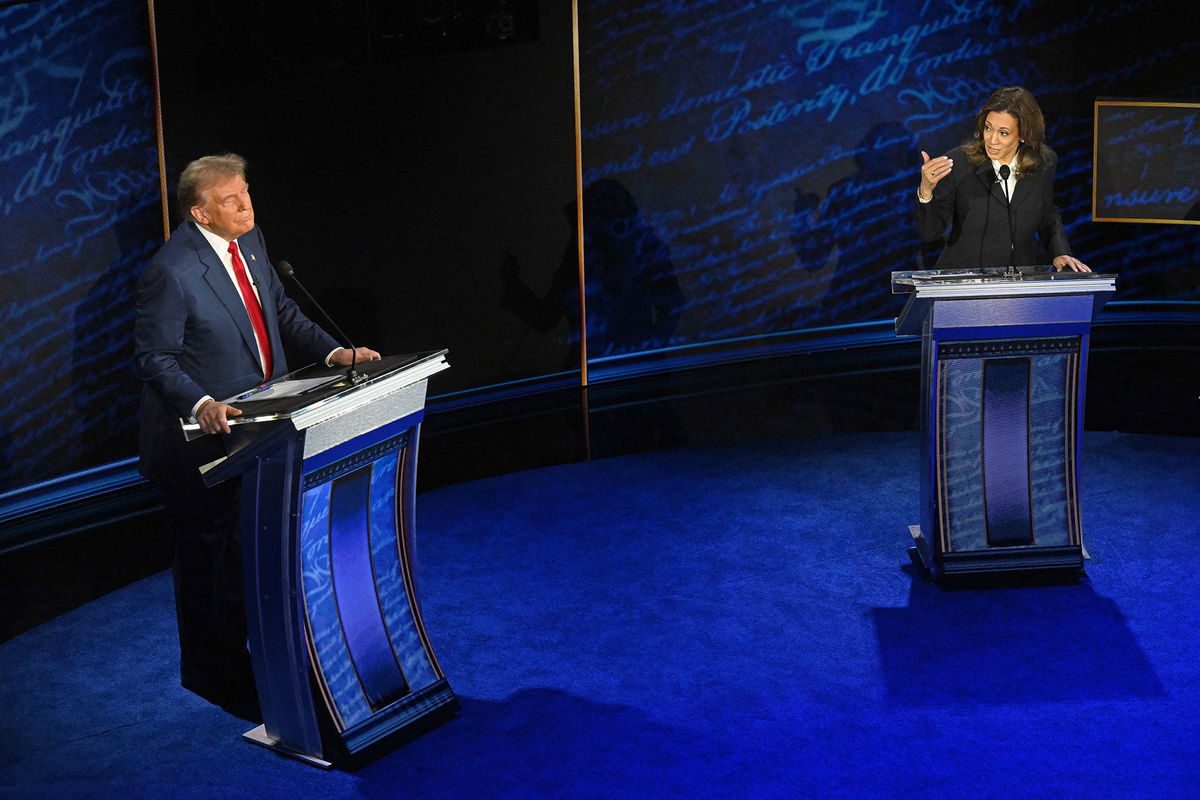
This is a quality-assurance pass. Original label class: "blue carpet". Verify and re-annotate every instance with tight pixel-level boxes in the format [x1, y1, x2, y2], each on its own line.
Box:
[2, 431, 1198, 799]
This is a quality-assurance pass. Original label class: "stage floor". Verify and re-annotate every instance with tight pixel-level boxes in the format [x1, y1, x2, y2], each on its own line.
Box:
[3, 430, 1198, 798]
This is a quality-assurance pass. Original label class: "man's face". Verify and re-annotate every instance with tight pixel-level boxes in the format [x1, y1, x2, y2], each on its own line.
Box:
[191, 173, 254, 240]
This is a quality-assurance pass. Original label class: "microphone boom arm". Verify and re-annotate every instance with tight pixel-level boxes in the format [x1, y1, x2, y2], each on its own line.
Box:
[999, 165, 1018, 277]
[274, 260, 367, 384]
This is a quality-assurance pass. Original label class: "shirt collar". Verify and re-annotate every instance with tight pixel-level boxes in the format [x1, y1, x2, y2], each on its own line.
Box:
[194, 221, 238, 261]
[990, 156, 1018, 176]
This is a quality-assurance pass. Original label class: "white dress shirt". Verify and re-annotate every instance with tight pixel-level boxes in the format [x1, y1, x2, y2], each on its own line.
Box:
[992, 156, 1018, 201]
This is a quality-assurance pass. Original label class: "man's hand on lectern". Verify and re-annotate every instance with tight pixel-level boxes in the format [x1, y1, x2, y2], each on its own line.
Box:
[196, 399, 243, 435]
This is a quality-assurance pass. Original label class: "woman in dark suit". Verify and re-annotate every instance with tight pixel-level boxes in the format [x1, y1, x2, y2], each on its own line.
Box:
[915, 86, 1090, 272]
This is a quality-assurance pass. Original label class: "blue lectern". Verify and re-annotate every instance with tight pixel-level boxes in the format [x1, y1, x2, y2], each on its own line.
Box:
[189, 350, 457, 766]
[892, 268, 1116, 580]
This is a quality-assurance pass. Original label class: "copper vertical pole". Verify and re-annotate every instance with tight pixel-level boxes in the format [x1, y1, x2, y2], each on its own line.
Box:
[146, 0, 170, 240]
[571, 1, 592, 458]
[571, 0, 588, 386]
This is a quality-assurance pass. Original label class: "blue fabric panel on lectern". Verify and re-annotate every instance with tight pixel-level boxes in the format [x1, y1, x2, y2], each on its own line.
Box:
[940, 342, 1077, 553]
[982, 359, 1034, 546]
[941, 359, 986, 551]
[934, 295, 1094, 329]
[330, 468, 410, 711]
[369, 453, 440, 691]
[299, 481, 373, 727]
[1028, 355, 1072, 545]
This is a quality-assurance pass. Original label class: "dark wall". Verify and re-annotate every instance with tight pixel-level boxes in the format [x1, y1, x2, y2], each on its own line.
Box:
[153, 0, 578, 396]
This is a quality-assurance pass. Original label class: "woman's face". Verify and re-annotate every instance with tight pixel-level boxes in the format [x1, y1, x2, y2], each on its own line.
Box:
[982, 111, 1021, 164]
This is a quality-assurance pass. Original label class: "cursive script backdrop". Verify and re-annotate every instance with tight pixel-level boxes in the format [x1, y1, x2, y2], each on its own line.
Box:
[0, 0, 161, 493]
[4, 0, 1200, 500]
[576, 0, 1200, 361]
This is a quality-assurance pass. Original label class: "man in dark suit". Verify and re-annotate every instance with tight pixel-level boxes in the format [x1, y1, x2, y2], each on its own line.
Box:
[135, 153, 379, 720]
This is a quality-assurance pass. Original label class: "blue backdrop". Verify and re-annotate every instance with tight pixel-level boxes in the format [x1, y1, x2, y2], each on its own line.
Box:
[0, 0, 161, 494]
[576, 0, 1200, 360]
[3, 0, 1199, 501]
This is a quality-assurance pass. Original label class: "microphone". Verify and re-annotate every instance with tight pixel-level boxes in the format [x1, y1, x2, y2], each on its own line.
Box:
[274, 260, 367, 385]
[980, 169, 999, 269]
[998, 165, 1017, 276]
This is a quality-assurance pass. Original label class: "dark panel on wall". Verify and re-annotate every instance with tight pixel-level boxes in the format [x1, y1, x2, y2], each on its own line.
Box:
[369, 0, 540, 57]
[152, 0, 578, 397]
[1094, 100, 1200, 224]
[0, 0, 162, 493]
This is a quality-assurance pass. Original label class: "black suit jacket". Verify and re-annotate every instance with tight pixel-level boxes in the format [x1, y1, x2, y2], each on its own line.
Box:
[134, 221, 340, 483]
[914, 145, 1073, 268]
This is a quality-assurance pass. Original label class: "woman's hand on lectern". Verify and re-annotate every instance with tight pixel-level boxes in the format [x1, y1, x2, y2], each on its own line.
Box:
[1053, 255, 1091, 273]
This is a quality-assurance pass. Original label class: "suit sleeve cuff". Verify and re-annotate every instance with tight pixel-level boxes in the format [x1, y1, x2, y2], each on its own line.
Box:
[190, 395, 215, 421]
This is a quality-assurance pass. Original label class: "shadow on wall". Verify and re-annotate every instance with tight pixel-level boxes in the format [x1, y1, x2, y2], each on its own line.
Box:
[500, 179, 685, 362]
[791, 121, 926, 326]
[72, 189, 159, 473]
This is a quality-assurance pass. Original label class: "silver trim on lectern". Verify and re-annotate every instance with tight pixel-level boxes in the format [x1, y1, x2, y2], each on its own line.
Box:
[191, 351, 449, 476]
[891, 269, 1116, 337]
[180, 351, 449, 440]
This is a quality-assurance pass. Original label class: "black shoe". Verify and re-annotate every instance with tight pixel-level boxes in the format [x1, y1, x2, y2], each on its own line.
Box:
[183, 681, 263, 724]
[217, 696, 263, 724]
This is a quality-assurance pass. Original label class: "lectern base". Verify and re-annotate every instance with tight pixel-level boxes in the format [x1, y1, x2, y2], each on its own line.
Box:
[243, 725, 335, 769]
[907, 524, 1085, 583]
[907, 524, 938, 581]
[244, 680, 459, 769]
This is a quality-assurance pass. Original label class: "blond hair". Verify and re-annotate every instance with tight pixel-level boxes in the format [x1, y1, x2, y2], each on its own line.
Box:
[177, 153, 248, 214]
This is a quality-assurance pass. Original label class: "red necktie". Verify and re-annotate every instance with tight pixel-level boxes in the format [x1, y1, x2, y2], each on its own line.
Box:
[228, 240, 273, 381]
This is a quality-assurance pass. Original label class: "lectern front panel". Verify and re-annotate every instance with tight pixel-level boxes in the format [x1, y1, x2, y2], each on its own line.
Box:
[230, 353, 457, 765]
[936, 337, 1081, 555]
[891, 270, 1112, 578]
[298, 424, 445, 732]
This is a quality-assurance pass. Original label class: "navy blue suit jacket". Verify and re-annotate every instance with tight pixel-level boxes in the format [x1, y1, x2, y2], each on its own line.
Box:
[135, 221, 339, 482]
[914, 145, 1073, 268]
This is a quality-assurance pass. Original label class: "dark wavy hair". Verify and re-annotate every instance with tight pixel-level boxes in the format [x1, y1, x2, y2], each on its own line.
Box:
[963, 86, 1048, 175]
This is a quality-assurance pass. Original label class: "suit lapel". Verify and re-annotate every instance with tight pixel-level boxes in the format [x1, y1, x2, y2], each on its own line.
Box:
[975, 160, 1005, 204]
[1010, 168, 1036, 212]
[188, 224, 265, 373]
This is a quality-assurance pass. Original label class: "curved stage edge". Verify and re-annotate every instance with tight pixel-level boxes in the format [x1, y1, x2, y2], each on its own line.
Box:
[2, 430, 1199, 797]
[1, 304, 1197, 640]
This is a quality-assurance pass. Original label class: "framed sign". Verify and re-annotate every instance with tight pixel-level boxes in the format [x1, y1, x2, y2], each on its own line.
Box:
[1093, 99, 1200, 225]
